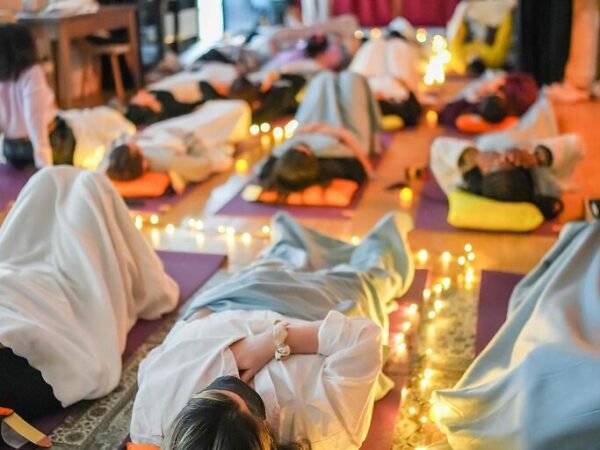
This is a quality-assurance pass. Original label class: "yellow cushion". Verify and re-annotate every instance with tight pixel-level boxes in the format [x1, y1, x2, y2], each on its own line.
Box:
[381, 115, 405, 131]
[447, 190, 544, 232]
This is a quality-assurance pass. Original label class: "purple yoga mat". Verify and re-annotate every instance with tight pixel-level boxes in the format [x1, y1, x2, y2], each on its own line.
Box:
[414, 174, 559, 235]
[2, 250, 226, 450]
[216, 133, 393, 220]
[0, 164, 30, 209]
[475, 270, 523, 355]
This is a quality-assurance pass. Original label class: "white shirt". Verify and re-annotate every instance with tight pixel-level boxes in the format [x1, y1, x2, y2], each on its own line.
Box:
[0, 65, 57, 167]
[131, 310, 383, 449]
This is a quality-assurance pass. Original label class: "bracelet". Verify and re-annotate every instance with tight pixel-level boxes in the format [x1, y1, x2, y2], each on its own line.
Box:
[273, 320, 291, 361]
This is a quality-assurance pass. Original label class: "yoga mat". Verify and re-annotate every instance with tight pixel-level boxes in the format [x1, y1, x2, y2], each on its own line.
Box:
[216, 133, 393, 220]
[475, 270, 523, 355]
[414, 174, 559, 235]
[0, 163, 30, 209]
[125, 183, 197, 214]
[361, 269, 429, 450]
[2, 250, 226, 450]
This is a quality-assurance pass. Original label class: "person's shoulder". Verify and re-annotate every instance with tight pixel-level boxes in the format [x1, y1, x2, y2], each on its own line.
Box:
[17, 64, 48, 89]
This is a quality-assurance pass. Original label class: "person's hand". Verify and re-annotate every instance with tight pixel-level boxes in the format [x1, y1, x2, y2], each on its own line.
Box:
[502, 149, 538, 168]
[229, 332, 275, 383]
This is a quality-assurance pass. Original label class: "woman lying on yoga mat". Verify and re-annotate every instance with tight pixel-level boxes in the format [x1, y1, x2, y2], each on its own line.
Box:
[430, 134, 585, 219]
[438, 72, 538, 129]
[258, 71, 381, 200]
[130, 211, 414, 450]
[349, 20, 422, 126]
[0, 167, 178, 443]
[125, 69, 305, 127]
[106, 100, 251, 191]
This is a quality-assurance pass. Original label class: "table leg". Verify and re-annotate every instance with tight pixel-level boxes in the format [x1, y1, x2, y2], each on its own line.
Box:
[126, 10, 142, 90]
[57, 26, 72, 109]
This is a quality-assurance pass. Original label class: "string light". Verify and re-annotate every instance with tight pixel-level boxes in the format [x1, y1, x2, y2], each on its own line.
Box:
[441, 277, 451, 290]
[427, 311, 436, 320]
[434, 300, 443, 312]
[262, 225, 271, 235]
[249, 124, 260, 135]
[441, 251, 452, 264]
[433, 284, 442, 295]
[260, 122, 271, 133]
[134, 215, 143, 230]
[464, 243, 473, 253]
[241, 232, 252, 245]
[195, 220, 204, 231]
[422, 288, 431, 300]
[150, 214, 159, 225]
[401, 321, 412, 332]
[408, 303, 418, 315]
[467, 252, 476, 261]
[351, 235, 360, 246]
[457, 255, 466, 266]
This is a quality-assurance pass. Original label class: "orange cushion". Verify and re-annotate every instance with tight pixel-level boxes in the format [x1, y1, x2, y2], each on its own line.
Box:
[455, 114, 518, 134]
[558, 191, 586, 223]
[257, 179, 360, 207]
[111, 171, 171, 198]
[126, 444, 159, 450]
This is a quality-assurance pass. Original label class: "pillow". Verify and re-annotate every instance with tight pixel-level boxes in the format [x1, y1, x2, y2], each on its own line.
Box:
[381, 114, 405, 131]
[455, 114, 518, 134]
[447, 190, 544, 231]
[242, 178, 359, 207]
[126, 444, 159, 450]
[111, 171, 171, 198]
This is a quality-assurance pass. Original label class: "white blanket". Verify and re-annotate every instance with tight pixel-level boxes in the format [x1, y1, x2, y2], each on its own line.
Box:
[134, 100, 251, 182]
[0, 167, 179, 406]
[434, 220, 600, 450]
[349, 38, 420, 92]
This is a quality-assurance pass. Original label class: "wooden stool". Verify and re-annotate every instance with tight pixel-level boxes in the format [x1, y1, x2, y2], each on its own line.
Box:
[82, 42, 131, 101]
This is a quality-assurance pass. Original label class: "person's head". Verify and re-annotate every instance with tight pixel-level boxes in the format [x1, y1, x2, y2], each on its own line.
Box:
[264, 144, 320, 197]
[304, 34, 329, 58]
[105, 143, 146, 181]
[466, 58, 486, 77]
[229, 76, 261, 106]
[498, 72, 538, 116]
[477, 94, 509, 124]
[479, 167, 563, 219]
[0, 23, 38, 82]
[125, 90, 163, 125]
[163, 376, 309, 450]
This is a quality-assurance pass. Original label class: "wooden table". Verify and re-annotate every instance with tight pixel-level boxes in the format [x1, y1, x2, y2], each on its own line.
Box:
[18, 5, 142, 108]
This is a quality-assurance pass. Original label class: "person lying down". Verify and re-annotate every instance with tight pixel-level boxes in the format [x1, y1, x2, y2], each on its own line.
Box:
[130, 211, 415, 449]
[0, 167, 178, 444]
[258, 71, 381, 201]
[433, 219, 600, 450]
[430, 134, 585, 219]
[105, 100, 251, 191]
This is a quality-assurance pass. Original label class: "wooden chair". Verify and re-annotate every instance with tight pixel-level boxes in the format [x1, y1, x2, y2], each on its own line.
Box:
[81, 41, 131, 101]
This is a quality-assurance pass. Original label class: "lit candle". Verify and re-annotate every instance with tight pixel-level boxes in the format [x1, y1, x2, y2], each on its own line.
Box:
[241, 232, 252, 245]
[441, 251, 452, 267]
[416, 28, 427, 43]
[262, 225, 271, 235]
[134, 215, 143, 230]
[260, 122, 271, 133]
[408, 406, 417, 416]
[427, 310, 436, 320]
[408, 303, 418, 315]
[433, 284, 443, 295]
[150, 228, 160, 247]
[166, 224, 175, 235]
[226, 226, 236, 236]
[441, 277, 451, 290]
[217, 225, 226, 234]
[370, 28, 382, 39]
[464, 243, 473, 253]
[249, 124, 260, 136]
[350, 235, 360, 246]
[416, 249, 429, 265]
[467, 251, 476, 261]
[401, 321, 412, 332]
[426, 110, 438, 127]
[195, 220, 204, 231]
[425, 348, 433, 356]
[284, 120, 298, 139]
[235, 158, 249, 173]
[434, 300, 443, 312]
[399, 187, 414, 209]
[457, 255, 466, 266]
[150, 214, 159, 225]
[422, 288, 431, 300]
[187, 218, 196, 229]
[195, 232, 205, 247]
[273, 127, 284, 146]
[354, 29, 364, 40]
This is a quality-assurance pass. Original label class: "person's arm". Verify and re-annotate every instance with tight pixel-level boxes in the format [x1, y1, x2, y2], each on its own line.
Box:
[20, 66, 55, 167]
[229, 321, 321, 383]
[298, 123, 374, 175]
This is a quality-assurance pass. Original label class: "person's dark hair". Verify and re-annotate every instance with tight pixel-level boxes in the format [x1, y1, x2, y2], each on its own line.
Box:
[477, 94, 509, 124]
[163, 391, 309, 450]
[387, 30, 407, 41]
[304, 34, 329, 58]
[229, 76, 261, 105]
[479, 167, 563, 219]
[466, 58, 486, 77]
[105, 143, 145, 181]
[263, 145, 321, 200]
[0, 24, 39, 81]
[125, 104, 157, 126]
